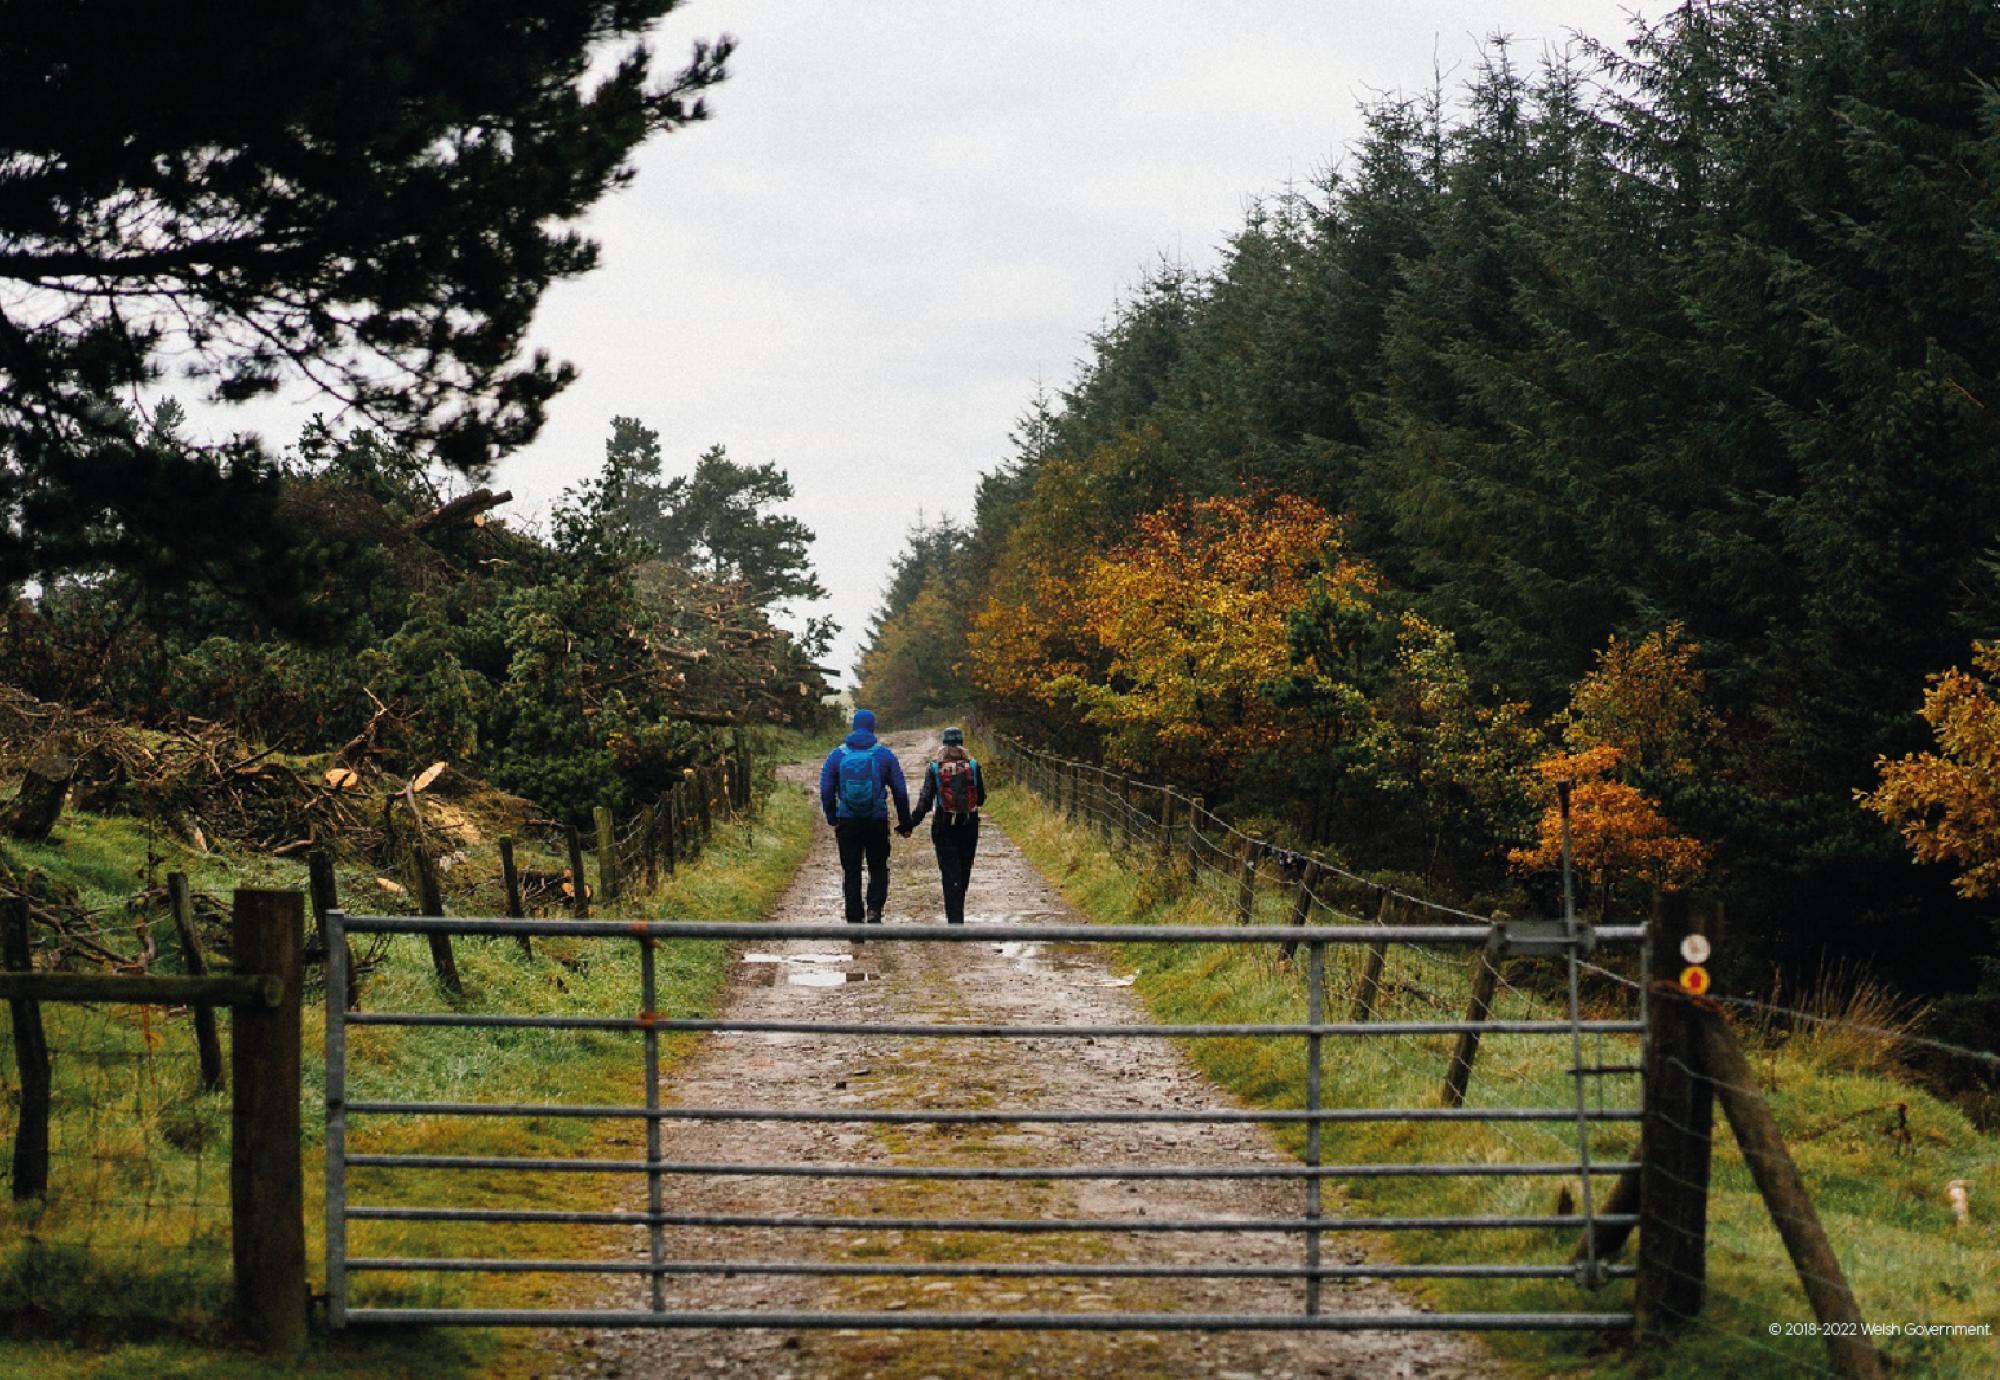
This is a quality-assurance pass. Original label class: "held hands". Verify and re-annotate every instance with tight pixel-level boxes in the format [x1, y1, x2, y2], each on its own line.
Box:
[896, 823, 914, 838]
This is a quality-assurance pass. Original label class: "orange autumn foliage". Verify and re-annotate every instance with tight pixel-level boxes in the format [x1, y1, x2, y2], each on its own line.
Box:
[968, 493, 1370, 784]
[1859, 640, 2000, 898]
[1509, 746, 1709, 891]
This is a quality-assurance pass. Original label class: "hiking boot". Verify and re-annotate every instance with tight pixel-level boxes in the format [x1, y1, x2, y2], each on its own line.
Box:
[866, 906, 883, 924]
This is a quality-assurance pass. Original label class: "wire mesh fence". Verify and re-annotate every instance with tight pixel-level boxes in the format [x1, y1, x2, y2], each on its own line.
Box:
[2, 989, 234, 1336]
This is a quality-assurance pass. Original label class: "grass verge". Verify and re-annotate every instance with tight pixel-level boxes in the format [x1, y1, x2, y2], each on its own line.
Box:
[1, 772, 816, 1378]
[985, 776, 2000, 1380]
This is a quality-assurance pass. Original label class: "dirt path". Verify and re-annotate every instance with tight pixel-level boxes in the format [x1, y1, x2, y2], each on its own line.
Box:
[545, 733, 1494, 1379]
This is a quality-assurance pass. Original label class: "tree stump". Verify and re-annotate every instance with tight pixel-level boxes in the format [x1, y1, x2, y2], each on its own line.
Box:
[2, 752, 74, 841]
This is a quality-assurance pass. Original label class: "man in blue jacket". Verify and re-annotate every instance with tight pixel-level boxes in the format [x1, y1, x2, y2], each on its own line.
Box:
[818, 708, 912, 926]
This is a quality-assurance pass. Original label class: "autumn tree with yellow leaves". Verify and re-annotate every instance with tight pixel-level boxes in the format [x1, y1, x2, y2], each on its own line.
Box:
[969, 493, 1374, 792]
[1859, 640, 2000, 898]
[1510, 626, 1717, 901]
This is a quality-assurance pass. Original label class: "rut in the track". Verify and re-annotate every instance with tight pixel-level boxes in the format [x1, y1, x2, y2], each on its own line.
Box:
[547, 731, 1494, 1379]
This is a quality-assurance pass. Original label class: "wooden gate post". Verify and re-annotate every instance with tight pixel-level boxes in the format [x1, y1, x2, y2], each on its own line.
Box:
[3, 897, 50, 1200]
[166, 873, 225, 1091]
[1636, 891, 1713, 1339]
[498, 836, 532, 957]
[230, 889, 306, 1355]
[594, 805, 620, 903]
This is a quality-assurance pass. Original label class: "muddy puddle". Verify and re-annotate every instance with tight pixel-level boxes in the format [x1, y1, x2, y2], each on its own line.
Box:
[740, 950, 881, 987]
[991, 935, 1138, 986]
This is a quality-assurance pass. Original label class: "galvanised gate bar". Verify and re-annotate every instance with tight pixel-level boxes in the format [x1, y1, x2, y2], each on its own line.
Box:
[323, 910, 1648, 1332]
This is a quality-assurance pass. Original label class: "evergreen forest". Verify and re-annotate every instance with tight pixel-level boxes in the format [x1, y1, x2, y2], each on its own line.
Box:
[856, 0, 2000, 1059]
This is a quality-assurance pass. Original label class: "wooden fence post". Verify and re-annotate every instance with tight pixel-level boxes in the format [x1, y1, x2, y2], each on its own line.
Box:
[1352, 891, 1398, 1022]
[566, 824, 590, 917]
[1157, 791, 1177, 864]
[230, 889, 306, 1355]
[1441, 940, 1502, 1108]
[696, 769, 714, 848]
[1636, 890, 1713, 1340]
[1280, 858, 1322, 961]
[498, 836, 531, 957]
[1235, 840, 1259, 925]
[306, 849, 359, 1011]
[663, 790, 680, 877]
[3, 897, 50, 1200]
[1695, 1009, 1885, 1380]
[1184, 796, 1205, 884]
[167, 873, 224, 1092]
[594, 805, 620, 903]
[408, 845, 461, 993]
[638, 805, 658, 892]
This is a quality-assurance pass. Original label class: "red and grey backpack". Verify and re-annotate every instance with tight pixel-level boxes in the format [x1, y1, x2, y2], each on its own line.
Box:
[936, 756, 979, 818]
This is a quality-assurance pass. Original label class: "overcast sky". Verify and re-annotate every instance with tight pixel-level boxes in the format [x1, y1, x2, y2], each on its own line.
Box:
[236, 1, 1651, 682]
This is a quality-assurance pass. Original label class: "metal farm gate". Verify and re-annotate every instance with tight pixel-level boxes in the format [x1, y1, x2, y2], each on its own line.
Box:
[323, 910, 1649, 1333]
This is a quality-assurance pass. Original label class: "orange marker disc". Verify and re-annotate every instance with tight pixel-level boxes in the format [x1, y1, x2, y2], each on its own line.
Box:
[1679, 964, 1711, 995]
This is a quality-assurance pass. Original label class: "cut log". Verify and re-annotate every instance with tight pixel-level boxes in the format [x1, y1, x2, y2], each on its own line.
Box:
[411, 488, 513, 534]
[2, 753, 74, 841]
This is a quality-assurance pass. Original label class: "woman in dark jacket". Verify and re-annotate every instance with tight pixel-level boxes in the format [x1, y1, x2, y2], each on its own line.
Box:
[902, 726, 987, 924]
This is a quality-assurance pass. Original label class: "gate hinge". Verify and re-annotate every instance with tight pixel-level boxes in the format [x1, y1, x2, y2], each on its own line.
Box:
[1572, 1256, 1610, 1290]
[1486, 919, 1597, 959]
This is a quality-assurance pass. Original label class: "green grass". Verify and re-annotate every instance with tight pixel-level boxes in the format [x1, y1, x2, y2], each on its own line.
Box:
[985, 777, 2000, 1380]
[0, 772, 816, 1377]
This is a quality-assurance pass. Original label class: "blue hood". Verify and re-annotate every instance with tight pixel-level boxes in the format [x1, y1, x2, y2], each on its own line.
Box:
[844, 731, 879, 750]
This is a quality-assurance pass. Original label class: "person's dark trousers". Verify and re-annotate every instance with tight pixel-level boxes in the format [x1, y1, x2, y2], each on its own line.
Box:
[931, 816, 981, 925]
[835, 818, 892, 923]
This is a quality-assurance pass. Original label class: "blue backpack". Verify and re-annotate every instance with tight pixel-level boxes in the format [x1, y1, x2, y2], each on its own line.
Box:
[836, 746, 881, 818]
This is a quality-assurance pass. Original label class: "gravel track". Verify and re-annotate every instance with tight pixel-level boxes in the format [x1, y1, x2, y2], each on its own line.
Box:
[543, 733, 1495, 1379]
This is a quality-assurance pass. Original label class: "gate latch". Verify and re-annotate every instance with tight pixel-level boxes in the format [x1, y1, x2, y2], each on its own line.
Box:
[1486, 919, 1597, 959]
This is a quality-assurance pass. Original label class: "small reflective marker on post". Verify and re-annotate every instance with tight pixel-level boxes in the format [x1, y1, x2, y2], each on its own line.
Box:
[1679, 965, 1710, 996]
[1678, 934, 1711, 965]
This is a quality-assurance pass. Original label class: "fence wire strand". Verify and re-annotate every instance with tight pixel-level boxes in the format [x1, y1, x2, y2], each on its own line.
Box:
[980, 726, 1999, 1376]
